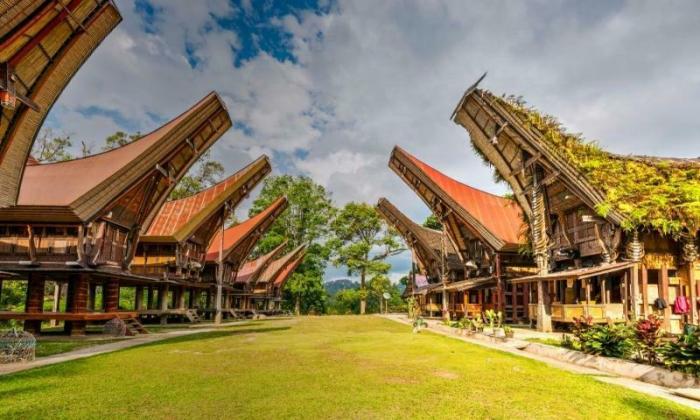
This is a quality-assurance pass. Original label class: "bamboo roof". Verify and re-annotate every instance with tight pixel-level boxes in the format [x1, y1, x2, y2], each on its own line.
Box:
[142, 156, 271, 244]
[260, 244, 306, 285]
[390, 146, 525, 252]
[0, 0, 122, 207]
[235, 242, 286, 285]
[0, 92, 231, 227]
[376, 198, 462, 276]
[206, 196, 287, 270]
[452, 79, 700, 235]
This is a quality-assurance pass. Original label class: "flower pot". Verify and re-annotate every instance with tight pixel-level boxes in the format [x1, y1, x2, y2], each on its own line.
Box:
[505, 331, 514, 339]
[493, 328, 505, 338]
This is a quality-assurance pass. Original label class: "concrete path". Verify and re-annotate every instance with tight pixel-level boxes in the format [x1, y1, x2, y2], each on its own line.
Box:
[0, 321, 248, 376]
[381, 314, 700, 411]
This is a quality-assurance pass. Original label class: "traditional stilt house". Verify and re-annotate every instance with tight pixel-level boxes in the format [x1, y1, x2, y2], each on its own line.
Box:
[389, 146, 534, 321]
[253, 244, 306, 313]
[130, 156, 271, 323]
[376, 198, 467, 317]
[203, 196, 287, 321]
[451, 78, 700, 332]
[232, 242, 286, 312]
[0, 92, 232, 335]
[0, 0, 122, 207]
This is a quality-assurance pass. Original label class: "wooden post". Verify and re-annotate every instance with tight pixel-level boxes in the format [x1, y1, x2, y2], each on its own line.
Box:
[160, 283, 169, 325]
[215, 208, 225, 324]
[630, 264, 640, 320]
[65, 275, 89, 336]
[135, 286, 144, 311]
[536, 280, 552, 332]
[584, 279, 591, 317]
[103, 280, 119, 313]
[50, 281, 60, 327]
[147, 286, 154, 310]
[641, 265, 648, 317]
[689, 262, 697, 324]
[660, 265, 671, 331]
[622, 271, 629, 321]
[24, 274, 45, 334]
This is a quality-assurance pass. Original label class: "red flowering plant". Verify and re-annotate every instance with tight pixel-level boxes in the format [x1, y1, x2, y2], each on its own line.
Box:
[634, 315, 663, 364]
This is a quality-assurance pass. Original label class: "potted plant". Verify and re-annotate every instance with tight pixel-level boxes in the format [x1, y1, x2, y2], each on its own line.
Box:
[485, 310, 504, 337]
[412, 317, 428, 333]
[504, 325, 514, 339]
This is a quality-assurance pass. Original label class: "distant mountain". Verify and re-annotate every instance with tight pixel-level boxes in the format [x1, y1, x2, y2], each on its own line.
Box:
[325, 279, 359, 296]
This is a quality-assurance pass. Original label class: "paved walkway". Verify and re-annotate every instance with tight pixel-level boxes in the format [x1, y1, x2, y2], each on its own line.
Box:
[381, 314, 700, 411]
[0, 321, 248, 376]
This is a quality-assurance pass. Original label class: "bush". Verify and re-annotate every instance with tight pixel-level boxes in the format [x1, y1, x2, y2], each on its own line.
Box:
[660, 324, 700, 377]
[634, 314, 663, 364]
[580, 324, 634, 358]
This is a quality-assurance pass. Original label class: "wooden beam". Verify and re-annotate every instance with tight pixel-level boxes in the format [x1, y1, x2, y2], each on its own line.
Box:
[508, 152, 542, 177]
[641, 265, 649, 317]
[660, 265, 671, 331]
[689, 262, 697, 324]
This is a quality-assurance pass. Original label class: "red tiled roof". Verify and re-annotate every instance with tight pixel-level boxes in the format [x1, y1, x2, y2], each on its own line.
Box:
[397, 147, 524, 246]
[273, 253, 305, 287]
[17, 93, 217, 206]
[145, 156, 269, 239]
[206, 196, 286, 261]
[235, 242, 286, 284]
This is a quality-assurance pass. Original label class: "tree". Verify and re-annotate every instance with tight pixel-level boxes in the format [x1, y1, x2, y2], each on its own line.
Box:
[32, 128, 73, 162]
[102, 131, 140, 151]
[169, 151, 225, 199]
[248, 175, 335, 314]
[423, 214, 442, 230]
[329, 202, 404, 314]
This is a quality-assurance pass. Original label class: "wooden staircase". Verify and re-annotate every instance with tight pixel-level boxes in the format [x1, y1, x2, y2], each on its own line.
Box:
[185, 309, 201, 323]
[124, 317, 149, 336]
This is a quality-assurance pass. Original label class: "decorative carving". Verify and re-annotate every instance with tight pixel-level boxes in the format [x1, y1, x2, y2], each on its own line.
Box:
[682, 236, 698, 264]
[625, 230, 645, 262]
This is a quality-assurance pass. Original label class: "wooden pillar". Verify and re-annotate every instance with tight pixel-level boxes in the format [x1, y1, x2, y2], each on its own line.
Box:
[689, 262, 697, 324]
[584, 279, 591, 317]
[641, 265, 649, 317]
[65, 275, 89, 336]
[536, 280, 552, 332]
[147, 286, 154, 309]
[135, 286, 144, 311]
[103, 280, 119, 313]
[177, 286, 186, 309]
[159, 283, 169, 325]
[660, 265, 671, 331]
[24, 274, 45, 334]
[622, 271, 629, 321]
[630, 265, 640, 320]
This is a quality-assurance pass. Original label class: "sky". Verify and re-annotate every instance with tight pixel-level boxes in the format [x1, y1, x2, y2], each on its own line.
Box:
[46, 0, 700, 283]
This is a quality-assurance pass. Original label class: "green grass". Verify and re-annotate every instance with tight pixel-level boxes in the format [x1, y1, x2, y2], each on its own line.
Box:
[0, 316, 697, 419]
[525, 337, 566, 348]
[34, 339, 126, 358]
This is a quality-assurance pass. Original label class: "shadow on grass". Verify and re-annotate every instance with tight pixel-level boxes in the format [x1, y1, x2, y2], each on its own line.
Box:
[621, 395, 698, 419]
[133, 325, 292, 350]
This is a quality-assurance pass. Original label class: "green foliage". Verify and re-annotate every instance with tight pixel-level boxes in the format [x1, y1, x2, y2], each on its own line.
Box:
[170, 151, 225, 200]
[659, 324, 700, 376]
[484, 309, 503, 330]
[329, 202, 405, 313]
[249, 176, 335, 314]
[580, 324, 634, 359]
[102, 131, 141, 151]
[32, 128, 74, 162]
[634, 314, 663, 364]
[328, 288, 361, 315]
[422, 214, 442, 230]
[495, 94, 700, 235]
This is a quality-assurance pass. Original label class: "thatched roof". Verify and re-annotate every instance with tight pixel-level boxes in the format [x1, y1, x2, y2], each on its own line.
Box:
[0, 0, 121, 207]
[0, 92, 231, 228]
[452, 82, 700, 235]
[143, 156, 271, 244]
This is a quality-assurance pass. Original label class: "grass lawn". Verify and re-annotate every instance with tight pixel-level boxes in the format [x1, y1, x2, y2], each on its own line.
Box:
[0, 316, 697, 419]
[34, 339, 127, 358]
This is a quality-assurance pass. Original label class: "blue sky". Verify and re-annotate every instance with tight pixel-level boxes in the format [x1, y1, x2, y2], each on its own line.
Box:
[46, 0, 700, 283]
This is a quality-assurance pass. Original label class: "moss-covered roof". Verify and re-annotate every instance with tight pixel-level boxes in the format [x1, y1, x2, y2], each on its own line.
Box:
[486, 91, 700, 236]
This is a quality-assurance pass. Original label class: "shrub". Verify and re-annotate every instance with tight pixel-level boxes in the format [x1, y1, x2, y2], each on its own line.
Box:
[634, 314, 663, 364]
[660, 324, 700, 377]
[572, 315, 594, 341]
[580, 324, 634, 359]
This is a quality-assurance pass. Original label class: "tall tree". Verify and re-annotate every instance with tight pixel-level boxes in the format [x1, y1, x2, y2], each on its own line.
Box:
[169, 151, 225, 199]
[329, 202, 404, 314]
[249, 175, 335, 314]
[32, 128, 73, 162]
[102, 131, 140, 151]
